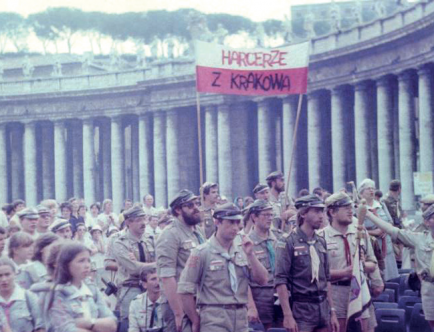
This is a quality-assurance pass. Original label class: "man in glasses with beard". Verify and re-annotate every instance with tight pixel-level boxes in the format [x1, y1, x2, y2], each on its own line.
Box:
[156, 189, 205, 332]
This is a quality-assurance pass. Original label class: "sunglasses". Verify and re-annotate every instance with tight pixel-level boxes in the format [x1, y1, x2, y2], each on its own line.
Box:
[182, 201, 201, 209]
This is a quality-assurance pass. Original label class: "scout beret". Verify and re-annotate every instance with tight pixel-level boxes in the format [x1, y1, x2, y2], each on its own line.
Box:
[248, 199, 273, 214]
[90, 225, 103, 233]
[358, 178, 375, 193]
[123, 206, 146, 220]
[213, 203, 242, 220]
[422, 204, 434, 220]
[421, 194, 434, 205]
[200, 182, 218, 193]
[36, 205, 51, 215]
[169, 189, 198, 209]
[266, 171, 284, 182]
[17, 207, 39, 220]
[295, 194, 325, 210]
[253, 183, 268, 194]
[325, 192, 352, 208]
[50, 219, 71, 233]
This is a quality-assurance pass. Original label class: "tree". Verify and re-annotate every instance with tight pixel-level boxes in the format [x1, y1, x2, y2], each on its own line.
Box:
[29, 8, 84, 53]
[0, 13, 26, 53]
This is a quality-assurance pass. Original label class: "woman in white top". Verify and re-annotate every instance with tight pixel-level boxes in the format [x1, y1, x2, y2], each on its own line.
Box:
[89, 226, 106, 289]
[0, 257, 43, 332]
[45, 242, 117, 332]
[97, 200, 119, 235]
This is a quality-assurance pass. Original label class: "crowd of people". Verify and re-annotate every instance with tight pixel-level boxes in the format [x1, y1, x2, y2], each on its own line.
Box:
[0, 170, 432, 332]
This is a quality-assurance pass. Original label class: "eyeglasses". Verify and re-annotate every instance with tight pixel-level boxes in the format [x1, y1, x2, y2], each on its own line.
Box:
[182, 201, 201, 209]
[259, 213, 274, 218]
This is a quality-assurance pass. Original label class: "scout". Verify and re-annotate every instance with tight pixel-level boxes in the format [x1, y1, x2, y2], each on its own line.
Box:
[112, 206, 156, 330]
[275, 194, 339, 332]
[248, 199, 282, 330]
[266, 171, 287, 230]
[155, 189, 205, 332]
[178, 203, 268, 332]
[321, 192, 377, 332]
[200, 182, 219, 239]
[128, 268, 163, 332]
[364, 204, 434, 331]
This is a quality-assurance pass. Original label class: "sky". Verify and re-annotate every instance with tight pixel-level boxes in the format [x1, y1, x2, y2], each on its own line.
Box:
[4, 0, 348, 22]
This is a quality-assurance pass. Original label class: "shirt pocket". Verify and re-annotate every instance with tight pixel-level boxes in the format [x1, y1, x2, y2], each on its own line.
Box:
[11, 303, 33, 332]
[137, 311, 148, 329]
[70, 300, 85, 318]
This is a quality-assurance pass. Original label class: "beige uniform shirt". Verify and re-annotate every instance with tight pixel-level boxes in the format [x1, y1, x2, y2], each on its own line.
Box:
[177, 235, 251, 305]
[112, 229, 155, 285]
[321, 224, 377, 280]
[249, 229, 277, 287]
[155, 218, 205, 300]
[390, 228, 434, 275]
[201, 206, 215, 239]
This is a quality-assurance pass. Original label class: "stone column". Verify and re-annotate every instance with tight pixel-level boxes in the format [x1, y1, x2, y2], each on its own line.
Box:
[138, 114, 153, 200]
[307, 92, 321, 190]
[83, 118, 96, 206]
[418, 66, 434, 173]
[153, 112, 167, 207]
[398, 71, 416, 210]
[166, 110, 180, 202]
[0, 124, 7, 204]
[54, 120, 67, 202]
[282, 97, 298, 197]
[204, 106, 218, 182]
[377, 76, 394, 192]
[111, 116, 125, 213]
[331, 87, 346, 192]
[10, 125, 24, 200]
[41, 123, 55, 199]
[72, 121, 83, 198]
[23, 122, 38, 206]
[231, 103, 251, 196]
[354, 82, 372, 184]
[100, 119, 112, 200]
[257, 99, 276, 181]
[131, 121, 140, 202]
[217, 105, 232, 199]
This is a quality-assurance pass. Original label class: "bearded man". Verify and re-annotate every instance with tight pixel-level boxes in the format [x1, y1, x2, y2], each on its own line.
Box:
[156, 189, 205, 332]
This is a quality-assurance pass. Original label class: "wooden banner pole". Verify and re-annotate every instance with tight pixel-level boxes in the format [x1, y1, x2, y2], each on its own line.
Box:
[196, 91, 205, 206]
[284, 93, 304, 210]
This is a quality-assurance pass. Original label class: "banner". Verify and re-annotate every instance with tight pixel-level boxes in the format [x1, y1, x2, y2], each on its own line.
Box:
[413, 172, 433, 196]
[347, 245, 371, 325]
[195, 41, 309, 96]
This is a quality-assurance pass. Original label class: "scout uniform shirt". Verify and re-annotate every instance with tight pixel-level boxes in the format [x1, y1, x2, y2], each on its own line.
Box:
[269, 192, 287, 229]
[275, 227, 330, 295]
[47, 282, 116, 332]
[112, 229, 155, 286]
[201, 206, 216, 239]
[128, 292, 163, 332]
[249, 228, 277, 287]
[383, 194, 403, 228]
[177, 235, 251, 305]
[0, 284, 43, 332]
[389, 227, 434, 277]
[155, 217, 205, 301]
[321, 224, 377, 279]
